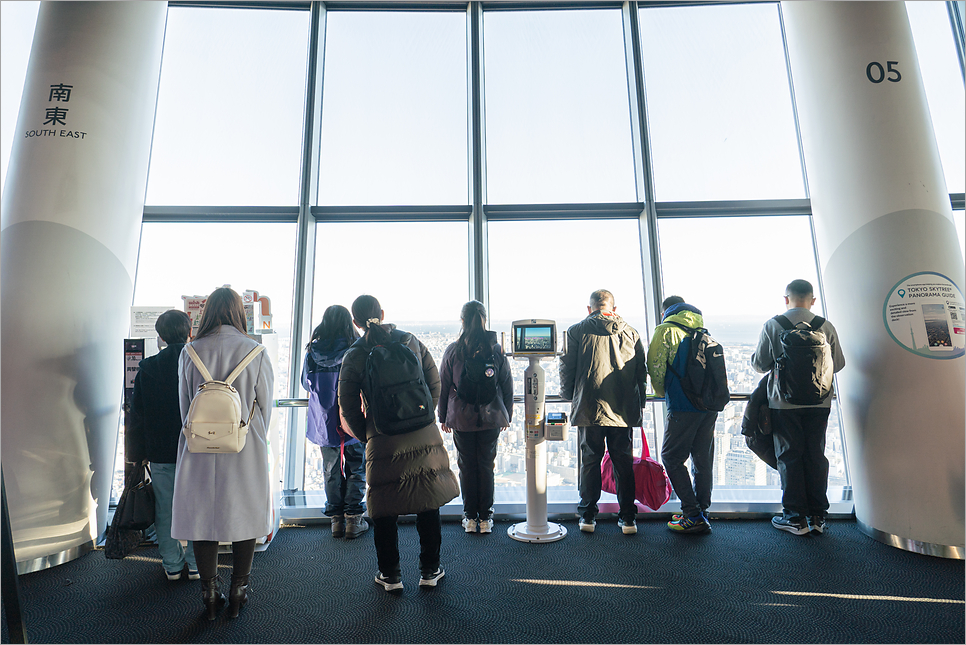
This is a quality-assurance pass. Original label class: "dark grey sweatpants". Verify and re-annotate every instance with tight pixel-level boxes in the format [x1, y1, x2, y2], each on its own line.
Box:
[661, 409, 717, 517]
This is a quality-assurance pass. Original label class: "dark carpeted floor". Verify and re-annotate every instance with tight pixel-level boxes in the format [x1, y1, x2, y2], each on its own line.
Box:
[2, 517, 964, 644]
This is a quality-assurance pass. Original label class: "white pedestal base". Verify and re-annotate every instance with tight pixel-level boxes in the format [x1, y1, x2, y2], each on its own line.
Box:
[507, 521, 567, 543]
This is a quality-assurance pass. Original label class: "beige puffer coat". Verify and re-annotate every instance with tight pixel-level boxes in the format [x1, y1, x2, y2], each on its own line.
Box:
[338, 324, 459, 519]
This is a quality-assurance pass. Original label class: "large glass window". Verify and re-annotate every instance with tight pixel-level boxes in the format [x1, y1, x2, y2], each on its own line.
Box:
[658, 215, 847, 496]
[483, 9, 637, 204]
[906, 1, 966, 194]
[133, 222, 298, 397]
[0, 1, 40, 197]
[112, 222, 298, 501]
[145, 7, 310, 206]
[305, 221, 469, 488]
[318, 11, 468, 206]
[487, 218, 650, 500]
[639, 3, 805, 201]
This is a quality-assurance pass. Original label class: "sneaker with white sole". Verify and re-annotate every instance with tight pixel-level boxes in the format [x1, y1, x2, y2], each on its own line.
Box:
[187, 569, 201, 581]
[375, 572, 403, 592]
[618, 517, 638, 534]
[771, 514, 809, 535]
[419, 568, 445, 587]
[478, 519, 493, 534]
[578, 517, 596, 533]
[165, 569, 182, 581]
[462, 517, 478, 533]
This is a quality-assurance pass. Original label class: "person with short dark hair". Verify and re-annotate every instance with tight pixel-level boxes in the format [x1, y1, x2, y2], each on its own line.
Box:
[128, 309, 198, 581]
[438, 300, 514, 534]
[338, 295, 459, 592]
[752, 279, 845, 535]
[647, 296, 717, 534]
[560, 289, 648, 535]
[301, 305, 368, 539]
[172, 287, 274, 620]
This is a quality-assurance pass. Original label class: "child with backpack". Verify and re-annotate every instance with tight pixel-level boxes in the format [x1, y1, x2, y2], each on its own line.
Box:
[438, 301, 514, 534]
[647, 295, 725, 535]
[337, 295, 459, 592]
[301, 305, 368, 539]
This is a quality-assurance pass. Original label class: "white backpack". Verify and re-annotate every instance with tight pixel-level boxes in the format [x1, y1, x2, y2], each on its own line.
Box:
[183, 344, 265, 453]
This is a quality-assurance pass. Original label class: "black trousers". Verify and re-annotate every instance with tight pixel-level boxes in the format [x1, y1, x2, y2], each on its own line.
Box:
[771, 407, 831, 519]
[577, 425, 637, 522]
[661, 409, 717, 517]
[372, 509, 441, 577]
[453, 428, 501, 520]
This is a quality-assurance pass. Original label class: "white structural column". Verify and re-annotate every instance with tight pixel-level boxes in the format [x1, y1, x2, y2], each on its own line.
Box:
[0, 2, 167, 568]
[782, 2, 965, 556]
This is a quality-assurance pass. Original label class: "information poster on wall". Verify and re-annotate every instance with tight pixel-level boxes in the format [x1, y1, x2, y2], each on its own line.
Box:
[182, 295, 208, 337]
[130, 306, 170, 338]
[883, 272, 965, 359]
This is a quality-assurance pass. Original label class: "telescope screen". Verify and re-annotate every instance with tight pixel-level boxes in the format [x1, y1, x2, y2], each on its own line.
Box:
[515, 325, 554, 353]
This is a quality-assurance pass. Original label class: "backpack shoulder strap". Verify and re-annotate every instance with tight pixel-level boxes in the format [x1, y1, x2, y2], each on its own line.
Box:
[185, 345, 214, 382]
[225, 345, 266, 386]
[773, 314, 794, 330]
[808, 316, 826, 331]
[665, 320, 694, 334]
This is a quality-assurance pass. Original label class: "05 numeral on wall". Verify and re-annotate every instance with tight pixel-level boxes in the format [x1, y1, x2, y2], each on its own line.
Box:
[867, 61, 901, 83]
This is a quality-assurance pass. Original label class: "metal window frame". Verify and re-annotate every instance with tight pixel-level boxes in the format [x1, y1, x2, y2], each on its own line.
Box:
[134, 0, 963, 512]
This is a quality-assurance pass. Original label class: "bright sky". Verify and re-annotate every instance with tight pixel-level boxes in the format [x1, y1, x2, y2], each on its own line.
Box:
[2, 1, 963, 339]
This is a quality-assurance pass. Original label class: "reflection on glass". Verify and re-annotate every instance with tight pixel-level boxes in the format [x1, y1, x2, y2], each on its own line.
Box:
[483, 9, 636, 204]
[639, 3, 805, 201]
[906, 1, 966, 193]
[146, 7, 309, 205]
[319, 11, 467, 206]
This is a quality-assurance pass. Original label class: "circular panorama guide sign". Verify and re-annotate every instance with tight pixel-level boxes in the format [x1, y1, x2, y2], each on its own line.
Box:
[883, 272, 965, 359]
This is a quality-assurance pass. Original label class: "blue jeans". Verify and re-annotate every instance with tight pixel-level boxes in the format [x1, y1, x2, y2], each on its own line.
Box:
[151, 462, 196, 572]
[321, 442, 366, 516]
[453, 428, 500, 520]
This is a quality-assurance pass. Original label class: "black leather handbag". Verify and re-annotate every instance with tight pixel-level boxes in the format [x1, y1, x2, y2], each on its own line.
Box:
[115, 461, 156, 531]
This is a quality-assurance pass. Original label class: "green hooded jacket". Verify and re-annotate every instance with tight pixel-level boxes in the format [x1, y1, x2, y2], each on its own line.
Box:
[646, 307, 705, 397]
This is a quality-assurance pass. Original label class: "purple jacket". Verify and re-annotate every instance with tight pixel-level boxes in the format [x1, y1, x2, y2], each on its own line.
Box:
[438, 331, 513, 432]
[302, 337, 358, 448]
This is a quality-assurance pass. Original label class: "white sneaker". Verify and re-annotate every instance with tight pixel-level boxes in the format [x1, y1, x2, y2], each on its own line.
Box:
[478, 519, 493, 534]
[462, 517, 478, 533]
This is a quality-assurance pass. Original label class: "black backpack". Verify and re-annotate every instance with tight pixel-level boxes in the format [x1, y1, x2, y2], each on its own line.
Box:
[456, 345, 498, 408]
[666, 321, 731, 412]
[774, 314, 833, 405]
[357, 330, 436, 436]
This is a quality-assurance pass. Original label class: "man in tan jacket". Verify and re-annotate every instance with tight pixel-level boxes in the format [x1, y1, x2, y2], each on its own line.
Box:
[560, 289, 648, 535]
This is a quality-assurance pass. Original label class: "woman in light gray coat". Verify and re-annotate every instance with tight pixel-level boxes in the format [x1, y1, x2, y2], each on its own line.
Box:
[172, 287, 274, 620]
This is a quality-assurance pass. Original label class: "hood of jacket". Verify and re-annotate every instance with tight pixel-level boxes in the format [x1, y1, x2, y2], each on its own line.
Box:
[662, 303, 704, 330]
[585, 311, 628, 336]
[307, 337, 351, 370]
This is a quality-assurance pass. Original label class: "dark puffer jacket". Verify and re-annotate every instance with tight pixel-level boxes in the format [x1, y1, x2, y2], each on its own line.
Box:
[560, 312, 648, 427]
[337, 324, 459, 519]
[438, 331, 513, 432]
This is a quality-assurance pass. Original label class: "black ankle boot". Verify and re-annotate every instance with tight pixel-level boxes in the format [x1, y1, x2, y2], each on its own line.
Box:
[201, 576, 226, 621]
[227, 574, 250, 619]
